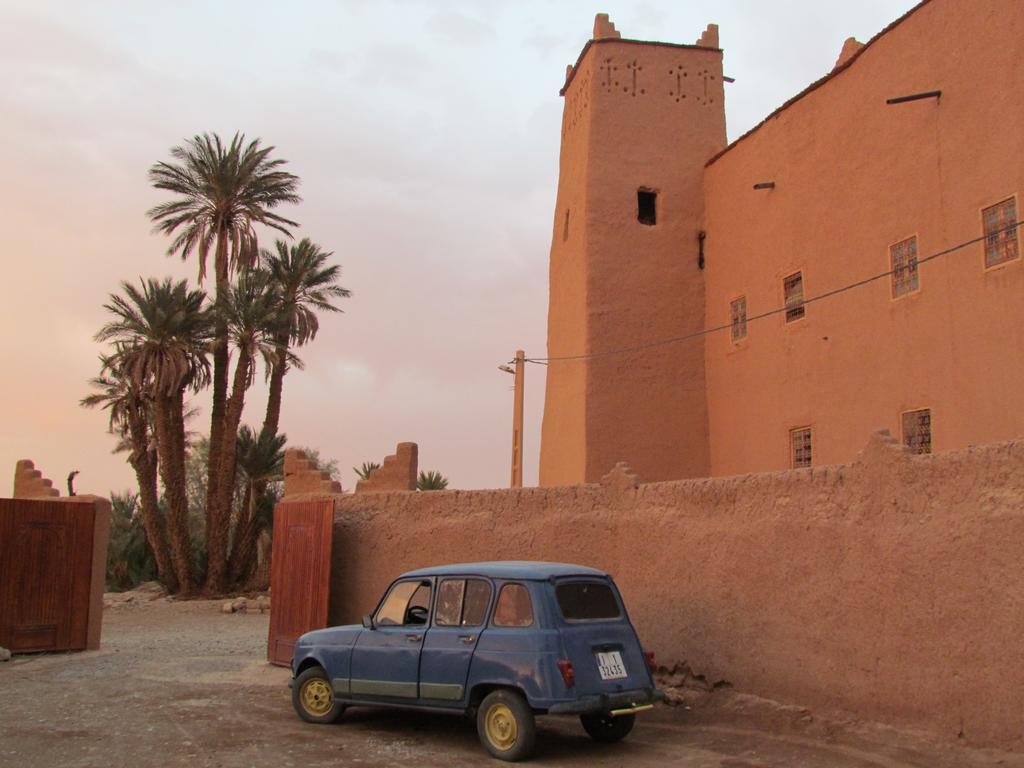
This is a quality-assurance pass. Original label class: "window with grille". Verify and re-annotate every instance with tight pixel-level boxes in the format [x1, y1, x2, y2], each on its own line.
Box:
[790, 427, 812, 468]
[890, 236, 919, 297]
[902, 409, 932, 454]
[730, 296, 747, 342]
[783, 272, 805, 322]
[983, 198, 1019, 268]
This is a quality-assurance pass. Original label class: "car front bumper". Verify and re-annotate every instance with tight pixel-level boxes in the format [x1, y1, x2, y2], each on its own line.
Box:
[547, 687, 664, 715]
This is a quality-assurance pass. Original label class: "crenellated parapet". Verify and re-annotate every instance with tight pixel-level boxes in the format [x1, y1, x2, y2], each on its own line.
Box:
[283, 450, 343, 497]
[12, 459, 61, 499]
[355, 442, 418, 494]
[833, 36, 864, 70]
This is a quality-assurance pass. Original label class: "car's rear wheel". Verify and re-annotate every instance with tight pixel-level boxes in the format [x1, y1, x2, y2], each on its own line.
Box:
[292, 666, 345, 724]
[580, 712, 635, 742]
[476, 690, 536, 761]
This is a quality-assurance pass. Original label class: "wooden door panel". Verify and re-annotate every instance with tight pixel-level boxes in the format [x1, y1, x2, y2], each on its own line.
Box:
[267, 500, 334, 666]
[0, 499, 95, 652]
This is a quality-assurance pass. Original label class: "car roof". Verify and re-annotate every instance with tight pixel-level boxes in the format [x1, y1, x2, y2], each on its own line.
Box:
[398, 561, 608, 581]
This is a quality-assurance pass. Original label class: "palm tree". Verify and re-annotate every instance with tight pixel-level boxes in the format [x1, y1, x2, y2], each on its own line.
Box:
[82, 352, 178, 593]
[259, 238, 350, 442]
[227, 425, 286, 586]
[95, 278, 212, 594]
[205, 273, 283, 593]
[354, 461, 381, 481]
[147, 133, 301, 576]
[417, 470, 450, 491]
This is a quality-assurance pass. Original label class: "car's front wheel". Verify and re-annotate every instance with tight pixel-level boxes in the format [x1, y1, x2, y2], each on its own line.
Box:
[580, 711, 635, 742]
[292, 666, 345, 724]
[476, 690, 536, 761]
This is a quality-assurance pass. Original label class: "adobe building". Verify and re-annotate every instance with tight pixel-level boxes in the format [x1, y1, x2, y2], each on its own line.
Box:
[539, 0, 1023, 485]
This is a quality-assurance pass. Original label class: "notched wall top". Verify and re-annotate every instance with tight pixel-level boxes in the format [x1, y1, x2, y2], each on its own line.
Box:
[13, 459, 60, 499]
[834, 37, 865, 70]
[355, 442, 418, 494]
[593, 13, 621, 40]
[283, 450, 343, 497]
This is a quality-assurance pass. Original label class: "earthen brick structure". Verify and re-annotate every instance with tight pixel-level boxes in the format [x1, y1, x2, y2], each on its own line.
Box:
[540, 0, 1024, 484]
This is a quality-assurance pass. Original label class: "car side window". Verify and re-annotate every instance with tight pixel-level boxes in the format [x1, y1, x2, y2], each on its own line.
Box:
[462, 579, 491, 626]
[493, 583, 534, 628]
[436, 578, 492, 627]
[435, 580, 465, 626]
[375, 579, 432, 626]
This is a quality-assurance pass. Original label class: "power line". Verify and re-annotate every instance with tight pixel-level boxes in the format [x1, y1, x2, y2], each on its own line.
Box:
[512, 221, 1021, 366]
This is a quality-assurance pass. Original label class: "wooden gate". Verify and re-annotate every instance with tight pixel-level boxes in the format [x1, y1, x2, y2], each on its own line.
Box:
[0, 498, 98, 652]
[267, 500, 335, 666]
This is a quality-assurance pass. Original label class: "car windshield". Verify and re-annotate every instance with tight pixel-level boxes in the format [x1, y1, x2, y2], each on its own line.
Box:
[555, 581, 621, 621]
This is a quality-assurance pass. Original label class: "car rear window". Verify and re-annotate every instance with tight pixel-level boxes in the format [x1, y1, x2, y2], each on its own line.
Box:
[555, 581, 621, 621]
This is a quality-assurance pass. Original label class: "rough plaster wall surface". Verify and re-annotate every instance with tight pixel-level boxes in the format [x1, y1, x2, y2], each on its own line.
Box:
[703, 0, 1024, 475]
[539, 43, 594, 487]
[327, 433, 1024, 751]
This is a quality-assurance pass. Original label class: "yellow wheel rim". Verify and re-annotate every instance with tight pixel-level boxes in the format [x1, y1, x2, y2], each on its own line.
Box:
[484, 703, 518, 751]
[300, 678, 334, 717]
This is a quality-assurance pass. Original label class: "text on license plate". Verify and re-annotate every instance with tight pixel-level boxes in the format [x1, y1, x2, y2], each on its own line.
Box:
[595, 651, 627, 680]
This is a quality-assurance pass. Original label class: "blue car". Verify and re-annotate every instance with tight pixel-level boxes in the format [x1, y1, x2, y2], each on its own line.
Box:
[289, 561, 663, 761]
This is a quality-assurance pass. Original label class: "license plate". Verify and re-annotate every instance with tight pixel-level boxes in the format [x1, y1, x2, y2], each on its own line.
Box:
[595, 650, 627, 681]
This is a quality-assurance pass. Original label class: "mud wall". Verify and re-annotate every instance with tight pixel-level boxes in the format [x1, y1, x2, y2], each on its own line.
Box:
[326, 433, 1024, 751]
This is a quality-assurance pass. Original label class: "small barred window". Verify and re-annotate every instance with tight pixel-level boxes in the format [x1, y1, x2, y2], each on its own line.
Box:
[890, 236, 919, 297]
[790, 427, 812, 468]
[902, 409, 932, 454]
[783, 272, 805, 322]
[983, 198, 1018, 268]
[730, 296, 747, 342]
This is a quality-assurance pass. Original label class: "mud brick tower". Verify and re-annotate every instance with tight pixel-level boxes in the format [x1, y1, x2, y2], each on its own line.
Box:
[540, 15, 726, 485]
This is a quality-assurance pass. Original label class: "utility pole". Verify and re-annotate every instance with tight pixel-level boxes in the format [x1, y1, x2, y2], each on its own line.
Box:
[499, 350, 525, 488]
[511, 350, 525, 488]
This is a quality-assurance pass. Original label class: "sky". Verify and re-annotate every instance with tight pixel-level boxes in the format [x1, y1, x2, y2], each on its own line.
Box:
[0, 0, 918, 495]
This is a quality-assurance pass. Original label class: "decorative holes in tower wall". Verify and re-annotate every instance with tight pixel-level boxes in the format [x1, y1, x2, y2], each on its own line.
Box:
[563, 69, 591, 137]
[600, 58, 619, 93]
[668, 64, 716, 106]
[623, 60, 645, 96]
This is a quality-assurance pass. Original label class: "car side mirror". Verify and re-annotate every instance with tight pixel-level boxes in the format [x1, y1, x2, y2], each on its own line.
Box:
[362, 614, 374, 630]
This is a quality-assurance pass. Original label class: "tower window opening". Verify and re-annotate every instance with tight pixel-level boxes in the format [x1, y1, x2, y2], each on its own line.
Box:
[637, 189, 657, 225]
[563, 209, 570, 242]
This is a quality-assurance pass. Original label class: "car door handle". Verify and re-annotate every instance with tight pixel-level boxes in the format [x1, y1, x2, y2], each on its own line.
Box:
[406, 634, 423, 642]
[458, 635, 476, 644]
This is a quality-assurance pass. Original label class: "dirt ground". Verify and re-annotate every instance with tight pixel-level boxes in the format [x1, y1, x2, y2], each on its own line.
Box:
[1, 600, 1021, 768]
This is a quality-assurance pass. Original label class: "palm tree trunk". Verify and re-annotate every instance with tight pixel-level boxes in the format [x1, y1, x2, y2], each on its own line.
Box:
[204, 234, 230, 582]
[227, 480, 259, 586]
[205, 352, 249, 594]
[246, 530, 272, 591]
[153, 391, 193, 594]
[126, 411, 178, 593]
[259, 333, 290, 442]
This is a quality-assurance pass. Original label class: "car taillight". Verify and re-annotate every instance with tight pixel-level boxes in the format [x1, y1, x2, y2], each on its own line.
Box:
[644, 650, 657, 673]
[557, 659, 575, 688]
